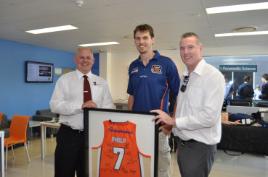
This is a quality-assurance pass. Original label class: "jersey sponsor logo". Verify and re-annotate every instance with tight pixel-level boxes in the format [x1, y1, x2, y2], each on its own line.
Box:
[131, 67, 139, 74]
[139, 75, 148, 78]
[151, 65, 162, 74]
[109, 127, 132, 134]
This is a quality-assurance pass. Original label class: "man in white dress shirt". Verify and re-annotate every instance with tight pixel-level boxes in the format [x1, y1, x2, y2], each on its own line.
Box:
[152, 32, 225, 177]
[50, 47, 114, 177]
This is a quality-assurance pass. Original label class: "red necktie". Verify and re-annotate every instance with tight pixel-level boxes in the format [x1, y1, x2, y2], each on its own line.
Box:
[83, 75, 92, 102]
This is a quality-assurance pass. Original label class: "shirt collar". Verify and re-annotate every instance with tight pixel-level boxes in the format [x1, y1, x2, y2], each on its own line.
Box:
[76, 69, 92, 79]
[137, 50, 160, 64]
[183, 59, 206, 76]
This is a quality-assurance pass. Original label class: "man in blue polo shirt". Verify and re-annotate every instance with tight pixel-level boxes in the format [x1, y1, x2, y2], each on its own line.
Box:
[127, 24, 180, 177]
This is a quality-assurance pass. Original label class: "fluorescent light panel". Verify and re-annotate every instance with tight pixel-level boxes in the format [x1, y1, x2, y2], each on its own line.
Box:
[206, 2, 268, 14]
[79, 42, 119, 47]
[26, 25, 78, 34]
[215, 31, 268, 37]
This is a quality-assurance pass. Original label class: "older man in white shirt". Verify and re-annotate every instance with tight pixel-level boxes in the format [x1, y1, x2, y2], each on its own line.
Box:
[50, 47, 114, 177]
[152, 32, 225, 177]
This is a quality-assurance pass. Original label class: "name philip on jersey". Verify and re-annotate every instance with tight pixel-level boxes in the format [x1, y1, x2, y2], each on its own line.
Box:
[112, 136, 126, 144]
[151, 65, 162, 74]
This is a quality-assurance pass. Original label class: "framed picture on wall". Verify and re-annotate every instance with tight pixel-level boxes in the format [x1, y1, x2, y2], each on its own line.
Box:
[84, 108, 158, 177]
[25, 61, 54, 83]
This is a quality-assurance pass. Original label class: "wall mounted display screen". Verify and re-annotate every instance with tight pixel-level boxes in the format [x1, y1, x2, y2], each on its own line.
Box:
[84, 108, 158, 177]
[25, 61, 54, 83]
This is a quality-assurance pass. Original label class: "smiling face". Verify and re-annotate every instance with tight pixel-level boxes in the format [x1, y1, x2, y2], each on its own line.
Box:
[179, 35, 203, 73]
[75, 48, 95, 74]
[134, 31, 154, 55]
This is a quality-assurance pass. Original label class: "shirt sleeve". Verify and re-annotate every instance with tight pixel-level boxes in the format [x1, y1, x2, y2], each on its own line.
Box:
[262, 83, 268, 95]
[127, 64, 134, 95]
[175, 72, 225, 130]
[49, 77, 82, 116]
[166, 60, 180, 98]
[237, 84, 243, 96]
[100, 82, 115, 109]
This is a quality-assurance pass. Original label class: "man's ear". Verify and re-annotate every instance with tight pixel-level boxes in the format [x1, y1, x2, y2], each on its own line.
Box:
[200, 43, 203, 54]
[74, 56, 78, 65]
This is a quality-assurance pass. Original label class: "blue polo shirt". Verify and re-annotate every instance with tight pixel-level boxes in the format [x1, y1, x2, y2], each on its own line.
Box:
[127, 51, 180, 113]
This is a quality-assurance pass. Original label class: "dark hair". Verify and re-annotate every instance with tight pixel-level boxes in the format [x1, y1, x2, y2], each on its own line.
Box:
[262, 73, 268, 81]
[133, 24, 154, 38]
[244, 75, 251, 82]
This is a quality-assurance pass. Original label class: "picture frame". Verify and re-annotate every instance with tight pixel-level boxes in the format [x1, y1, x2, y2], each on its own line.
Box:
[84, 108, 158, 177]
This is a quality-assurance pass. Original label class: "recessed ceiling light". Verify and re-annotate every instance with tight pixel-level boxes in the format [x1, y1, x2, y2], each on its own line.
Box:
[215, 31, 268, 37]
[26, 25, 78, 34]
[233, 27, 257, 33]
[123, 34, 131, 39]
[79, 42, 119, 47]
[206, 2, 268, 14]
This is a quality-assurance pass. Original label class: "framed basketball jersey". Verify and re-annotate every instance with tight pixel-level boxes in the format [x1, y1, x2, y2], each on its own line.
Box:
[84, 108, 158, 177]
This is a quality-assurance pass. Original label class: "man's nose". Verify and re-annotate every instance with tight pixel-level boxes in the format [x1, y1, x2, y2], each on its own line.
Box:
[183, 48, 189, 53]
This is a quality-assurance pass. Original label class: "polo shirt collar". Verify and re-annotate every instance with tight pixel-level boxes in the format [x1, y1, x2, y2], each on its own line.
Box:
[137, 50, 160, 64]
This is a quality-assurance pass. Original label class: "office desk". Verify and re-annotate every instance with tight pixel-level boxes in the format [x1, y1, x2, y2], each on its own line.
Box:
[40, 121, 60, 160]
[220, 106, 268, 155]
[218, 124, 268, 155]
[227, 105, 268, 121]
[29, 120, 41, 138]
[29, 120, 41, 128]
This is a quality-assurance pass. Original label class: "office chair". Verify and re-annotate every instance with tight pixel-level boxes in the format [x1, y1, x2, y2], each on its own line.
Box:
[0, 112, 3, 123]
[4, 115, 31, 168]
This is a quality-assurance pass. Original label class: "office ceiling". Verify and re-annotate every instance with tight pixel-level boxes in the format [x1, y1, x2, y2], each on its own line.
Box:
[1, 0, 268, 55]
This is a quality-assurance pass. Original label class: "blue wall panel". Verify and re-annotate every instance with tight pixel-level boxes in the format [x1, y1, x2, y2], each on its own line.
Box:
[0, 39, 99, 119]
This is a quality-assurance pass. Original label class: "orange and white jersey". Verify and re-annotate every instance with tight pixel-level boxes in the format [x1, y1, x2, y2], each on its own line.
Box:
[92, 120, 151, 177]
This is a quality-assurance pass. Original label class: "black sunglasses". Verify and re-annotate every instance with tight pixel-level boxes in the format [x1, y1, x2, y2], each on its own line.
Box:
[180, 75, 189, 92]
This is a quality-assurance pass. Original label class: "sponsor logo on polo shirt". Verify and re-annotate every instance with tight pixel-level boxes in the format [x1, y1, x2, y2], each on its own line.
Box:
[139, 75, 148, 78]
[151, 65, 162, 74]
[131, 67, 139, 74]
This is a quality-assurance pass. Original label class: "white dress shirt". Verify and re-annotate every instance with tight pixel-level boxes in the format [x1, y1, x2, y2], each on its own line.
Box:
[50, 70, 115, 130]
[173, 59, 225, 145]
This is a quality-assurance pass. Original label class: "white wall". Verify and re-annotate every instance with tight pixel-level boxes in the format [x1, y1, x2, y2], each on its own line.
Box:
[109, 51, 136, 101]
[100, 50, 185, 101]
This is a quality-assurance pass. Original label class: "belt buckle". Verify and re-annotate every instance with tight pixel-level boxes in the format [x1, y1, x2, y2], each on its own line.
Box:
[181, 140, 186, 146]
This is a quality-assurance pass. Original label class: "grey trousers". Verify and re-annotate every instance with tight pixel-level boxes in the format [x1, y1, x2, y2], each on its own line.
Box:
[176, 139, 216, 177]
